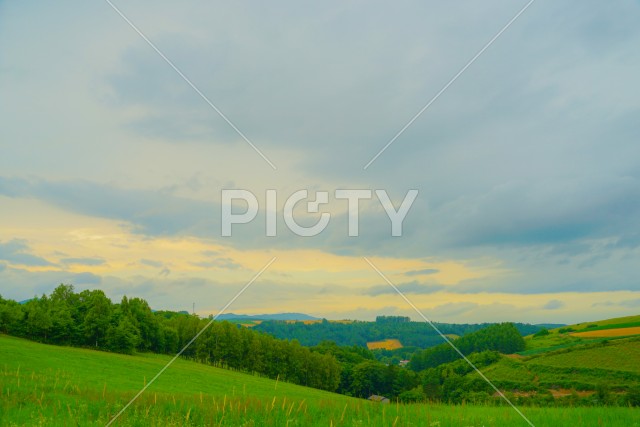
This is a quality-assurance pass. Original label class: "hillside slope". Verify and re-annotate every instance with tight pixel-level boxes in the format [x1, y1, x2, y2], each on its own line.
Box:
[474, 315, 640, 400]
[522, 314, 640, 354]
[2, 334, 638, 426]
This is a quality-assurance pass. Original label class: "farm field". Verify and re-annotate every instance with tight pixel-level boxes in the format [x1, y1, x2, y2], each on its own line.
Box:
[570, 315, 640, 331]
[366, 338, 403, 350]
[526, 339, 640, 373]
[480, 335, 640, 398]
[2, 334, 638, 426]
[571, 326, 640, 338]
[521, 315, 640, 355]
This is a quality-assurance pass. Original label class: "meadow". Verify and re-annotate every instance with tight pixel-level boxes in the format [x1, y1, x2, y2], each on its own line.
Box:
[1, 335, 639, 426]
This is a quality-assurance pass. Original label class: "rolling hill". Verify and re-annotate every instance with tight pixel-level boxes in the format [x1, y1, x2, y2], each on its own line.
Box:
[465, 315, 640, 401]
[1, 334, 637, 426]
[521, 314, 640, 355]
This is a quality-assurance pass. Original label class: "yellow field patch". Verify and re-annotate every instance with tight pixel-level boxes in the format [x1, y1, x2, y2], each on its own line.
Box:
[366, 339, 403, 350]
[571, 326, 640, 338]
[241, 320, 262, 327]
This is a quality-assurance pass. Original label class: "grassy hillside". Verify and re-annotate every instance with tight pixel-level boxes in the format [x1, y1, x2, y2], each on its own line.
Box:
[570, 315, 640, 331]
[483, 339, 640, 391]
[473, 314, 640, 400]
[2, 335, 638, 426]
[522, 314, 640, 355]
[527, 339, 640, 373]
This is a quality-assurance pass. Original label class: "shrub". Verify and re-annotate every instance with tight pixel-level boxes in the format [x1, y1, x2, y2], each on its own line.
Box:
[534, 328, 550, 337]
[398, 387, 426, 403]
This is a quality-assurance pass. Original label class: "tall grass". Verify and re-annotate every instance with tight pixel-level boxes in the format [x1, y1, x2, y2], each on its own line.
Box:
[1, 335, 638, 426]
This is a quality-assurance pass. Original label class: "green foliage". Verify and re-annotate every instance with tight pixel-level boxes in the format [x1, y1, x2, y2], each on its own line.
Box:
[626, 385, 640, 407]
[0, 285, 342, 392]
[0, 295, 23, 334]
[398, 386, 426, 402]
[410, 323, 525, 371]
[525, 338, 640, 374]
[2, 334, 638, 426]
[533, 328, 550, 337]
[594, 383, 611, 405]
[254, 319, 542, 348]
[375, 315, 410, 323]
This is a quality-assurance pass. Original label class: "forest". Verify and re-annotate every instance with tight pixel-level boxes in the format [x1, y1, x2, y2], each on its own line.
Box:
[254, 316, 548, 348]
[409, 323, 525, 371]
[0, 285, 598, 404]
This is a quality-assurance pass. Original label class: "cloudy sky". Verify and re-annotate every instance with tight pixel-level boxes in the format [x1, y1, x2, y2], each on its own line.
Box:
[1, 0, 639, 324]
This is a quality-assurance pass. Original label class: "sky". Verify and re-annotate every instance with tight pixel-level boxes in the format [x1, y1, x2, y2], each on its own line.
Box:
[1, 0, 640, 324]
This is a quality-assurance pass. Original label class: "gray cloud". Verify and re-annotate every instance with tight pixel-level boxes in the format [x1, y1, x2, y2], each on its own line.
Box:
[592, 298, 640, 309]
[404, 268, 439, 277]
[140, 259, 164, 268]
[428, 302, 479, 319]
[0, 239, 55, 267]
[365, 281, 444, 296]
[192, 257, 242, 270]
[2, 0, 640, 320]
[542, 299, 565, 310]
[0, 176, 218, 237]
[61, 257, 105, 266]
[0, 266, 101, 300]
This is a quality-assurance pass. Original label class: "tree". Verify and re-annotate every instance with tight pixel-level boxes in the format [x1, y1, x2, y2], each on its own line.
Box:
[350, 360, 386, 397]
[410, 323, 524, 371]
[106, 316, 140, 354]
[421, 368, 442, 401]
[24, 296, 52, 342]
[0, 296, 23, 334]
[398, 386, 426, 403]
[81, 290, 113, 348]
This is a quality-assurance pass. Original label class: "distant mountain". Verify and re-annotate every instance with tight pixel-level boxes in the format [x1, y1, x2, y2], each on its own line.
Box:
[217, 313, 319, 321]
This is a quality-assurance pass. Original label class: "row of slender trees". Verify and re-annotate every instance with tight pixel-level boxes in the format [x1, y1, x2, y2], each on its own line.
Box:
[0, 285, 340, 391]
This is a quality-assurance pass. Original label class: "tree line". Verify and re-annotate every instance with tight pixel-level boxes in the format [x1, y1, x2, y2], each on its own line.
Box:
[4, 285, 590, 405]
[409, 323, 526, 371]
[254, 317, 545, 348]
[0, 285, 340, 392]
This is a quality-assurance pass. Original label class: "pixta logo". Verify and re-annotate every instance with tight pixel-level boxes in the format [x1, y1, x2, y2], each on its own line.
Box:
[221, 189, 418, 237]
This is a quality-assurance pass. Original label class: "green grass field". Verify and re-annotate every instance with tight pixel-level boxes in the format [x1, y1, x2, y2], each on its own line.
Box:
[521, 314, 640, 355]
[570, 315, 640, 332]
[527, 340, 640, 373]
[1, 335, 639, 426]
